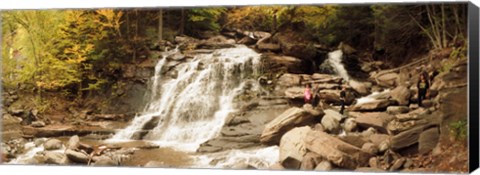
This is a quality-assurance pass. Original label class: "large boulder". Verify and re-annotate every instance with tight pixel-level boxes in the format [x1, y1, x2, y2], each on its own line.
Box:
[277, 73, 302, 88]
[92, 156, 118, 166]
[43, 139, 63, 150]
[315, 160, 333, 171]
[418, 127, 440, 154]
[350, 99, 391, 112]
[263, 54, 303, 74]
[279, 126, 312, 165]
[321, 109, 344, 133]
[300, 152, 324, 170]
[386, 106, 410, 115]
[344, 118, 358, 132]
[376, 73, 399, 87]
[67, 135, 80, 150]
[352, 112, 394, 134]
[45, 152, 70, 165]
[260, 107, 316, 145]
[349, 80, 370, 95]
[390, 86, 411, 106]
[285, 87, 304, 100]
[390, 124, 431, 151]
[65, 149, 89, 164]
[304, 131, 372, 169]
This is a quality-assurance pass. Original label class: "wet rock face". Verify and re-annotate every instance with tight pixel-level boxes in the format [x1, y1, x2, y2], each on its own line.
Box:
[279, 126, 311, 165]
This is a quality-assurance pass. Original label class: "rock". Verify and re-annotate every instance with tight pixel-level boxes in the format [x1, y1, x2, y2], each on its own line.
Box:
[361, 143, 379, 155]
[302, 104, 323, 116]
[315, 160, 333, 171]
[65, 149, 89, 164]
[339, 134, 368, 148]
[31, 121, 46, 128]
[45, 152, 69, 165]
[344, 118, 357, 132]
[166, 52, 185, 61]
[403, 158, 413, 169]
[361, 127, 378, 138]
[284, 87, 304, 100]
[260, 107, 316, 145]
[93, 156, 118, 166]
[305, 130, 372, 169]
[386, 106, 410, 115]
[390, 86, 411, 106]
[264, 54, 303, 74]
[34, 138, 47, 147]
[300, 152, 323, 170]
[67, 135, 80, 150]
[281, 156, 302, 169]
[257, 43, 281, 52]
[338, 42, 357, 54]
[368, 134, 389, 147]
[390, 158, 406, 171]
[354, 112, 394, 134]
[350, 99, 391, 111]
[313, 123, 325, 132]
[369, 157, 379, 168]
[279, 126, 311, 164]
[378, 140, 390, 153]
[376, 73, 399, 87]
[418, 127, 440, 154]
[349, 80, 369, 95]
[321, 113, 340, 134]
[390, 124, 429, 150]
[43, 139, 63, 150]
[269, 163, 285, 170]
[277, 73, 302, 88]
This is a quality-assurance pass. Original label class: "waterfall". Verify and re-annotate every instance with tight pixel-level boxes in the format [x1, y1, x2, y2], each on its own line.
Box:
[326, 50, 350, 81]
[109, 45, 261, 152]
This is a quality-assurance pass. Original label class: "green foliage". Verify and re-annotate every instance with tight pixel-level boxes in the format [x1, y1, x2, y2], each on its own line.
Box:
[450, 119, 467, 141]
[186, 8, 226, 34]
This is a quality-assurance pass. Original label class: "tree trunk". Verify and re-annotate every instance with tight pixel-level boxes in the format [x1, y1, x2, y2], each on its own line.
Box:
[179, 8, 185, 35]
[158, 9, 163, 41]
[441, 4, 447, 48]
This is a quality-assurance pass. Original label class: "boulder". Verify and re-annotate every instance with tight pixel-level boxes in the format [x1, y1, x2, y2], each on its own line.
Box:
[304, 131, 372, 169]
[339, 134, 368, 148]
[300, 152, 323, 170]
[260, 107, 315, 145]
[279, 126, 312, 164]
[349, 80, 369, 95]
[93, 156, 118, 166]
[31, 121, 46, 128]
[354, 112, 394, 134]
[321, 110, 342, 134]
[277, 73, 302, 88]
[361, 142, 378, 155]
[257, 43, 281, 52]
[390, 86, 411, 106]
[344, 118, 357, 132]
[281, 157, 302, 169]
[285, 87, 304, 100]
[43, 139, 63, 150]
[45, 152, 69, 165]
[390, 124, 429, 151]
[386, 106, 410, 115]
[315, 160, 333, 171]
[264, 54, 303, 74]
[369, 157, 379, 168]
[418, 127, 440, 154]
[269, 163, 285, 170]
[65, 149, 89, 164]
[390, 158, 406, 171]
[376, 73, 399, 87]
[67, 135, 80, 150]
[350, 99, 391, 111]
[368, 134, 390, 147]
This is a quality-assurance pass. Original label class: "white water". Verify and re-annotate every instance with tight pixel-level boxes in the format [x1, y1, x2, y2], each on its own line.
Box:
[110, 45, 261, 152]
[327, 50, 350, 81]
[356, 89, 391, 105]
[194, 146, 279, 169]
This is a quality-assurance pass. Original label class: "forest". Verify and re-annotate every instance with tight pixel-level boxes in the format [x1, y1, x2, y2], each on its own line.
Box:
[2, 4, 467, 102]
[1, 3, 470, 173]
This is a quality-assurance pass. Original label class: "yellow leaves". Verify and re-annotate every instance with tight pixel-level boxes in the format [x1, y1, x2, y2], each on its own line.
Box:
[64, 43, 94, 64]
[95, 9, 124, 34]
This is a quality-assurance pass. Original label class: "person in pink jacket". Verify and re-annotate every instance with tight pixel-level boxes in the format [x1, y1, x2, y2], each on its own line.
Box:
[304, 84, 312, 104]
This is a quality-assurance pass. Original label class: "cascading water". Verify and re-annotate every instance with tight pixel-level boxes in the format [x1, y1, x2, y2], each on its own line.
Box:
[110, 45, 261, 152]
[327, 50, 350, 81]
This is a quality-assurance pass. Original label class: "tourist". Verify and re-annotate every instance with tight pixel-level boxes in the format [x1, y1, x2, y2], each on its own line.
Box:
[340, 85, 346, 114]
[417, 74, 429, 107]
[304, 84, 312, 104]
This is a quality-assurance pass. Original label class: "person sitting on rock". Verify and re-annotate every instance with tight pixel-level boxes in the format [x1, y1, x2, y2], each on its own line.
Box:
[304, 84, 312, 104]
[417, 74, 430, 107]
[340, 85, 347, 114]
